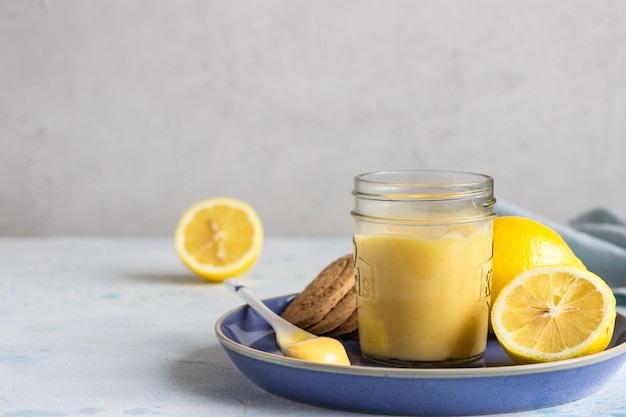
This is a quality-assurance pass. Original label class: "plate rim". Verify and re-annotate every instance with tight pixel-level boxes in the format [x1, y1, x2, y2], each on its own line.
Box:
[215, 294, 626, 380]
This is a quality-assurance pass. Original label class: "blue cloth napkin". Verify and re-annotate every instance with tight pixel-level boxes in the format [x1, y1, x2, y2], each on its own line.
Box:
[494, 200, 626, 303]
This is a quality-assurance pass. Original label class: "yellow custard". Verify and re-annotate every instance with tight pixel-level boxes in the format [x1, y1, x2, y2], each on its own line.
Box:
[354, 225, 492, 364]
[281, 335, 351, 366]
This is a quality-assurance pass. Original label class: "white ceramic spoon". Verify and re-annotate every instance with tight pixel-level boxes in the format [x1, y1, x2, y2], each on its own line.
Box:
[224, 278, 351, 366]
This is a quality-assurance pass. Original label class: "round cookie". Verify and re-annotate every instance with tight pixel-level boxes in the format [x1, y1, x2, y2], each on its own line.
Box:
[306, 289, 356, 335]
[280, 253, 354, 329]
[325, 309, 358, 337]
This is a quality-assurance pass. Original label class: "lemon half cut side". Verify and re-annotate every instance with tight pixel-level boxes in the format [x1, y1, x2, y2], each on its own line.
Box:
[491, 266, 616, 364]
[174, 197, 263, 282]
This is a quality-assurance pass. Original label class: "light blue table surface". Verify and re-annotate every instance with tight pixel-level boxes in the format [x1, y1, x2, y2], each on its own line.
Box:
[1, 237, 625, 417]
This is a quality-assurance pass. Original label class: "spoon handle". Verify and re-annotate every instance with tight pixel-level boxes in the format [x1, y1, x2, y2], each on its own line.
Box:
[224, 278, 300, 335]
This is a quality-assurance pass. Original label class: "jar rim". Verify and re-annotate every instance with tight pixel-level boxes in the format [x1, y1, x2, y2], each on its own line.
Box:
[353, 170, 494, 200]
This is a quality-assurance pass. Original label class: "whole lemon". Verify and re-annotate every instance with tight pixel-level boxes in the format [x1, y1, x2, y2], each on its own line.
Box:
[491, 216, 585, 304]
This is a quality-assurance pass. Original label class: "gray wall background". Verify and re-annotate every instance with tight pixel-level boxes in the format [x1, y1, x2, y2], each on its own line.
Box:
[2, 0, 626, 237]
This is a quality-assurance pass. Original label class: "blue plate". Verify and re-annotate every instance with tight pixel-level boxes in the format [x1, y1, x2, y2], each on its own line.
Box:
[215, 295, 626, 416]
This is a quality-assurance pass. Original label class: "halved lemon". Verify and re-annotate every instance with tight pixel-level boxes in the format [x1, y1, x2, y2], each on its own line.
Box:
[174, 197, 263, 282]
[491, 266, 616, 364]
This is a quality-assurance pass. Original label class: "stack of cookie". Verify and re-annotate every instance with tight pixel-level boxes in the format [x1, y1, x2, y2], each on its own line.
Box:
[280, 254, 358, 337]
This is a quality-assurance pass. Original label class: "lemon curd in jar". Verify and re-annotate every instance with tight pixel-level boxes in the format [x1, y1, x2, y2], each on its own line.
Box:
[354, 224, 492, 364]
[352, 170, 495, 367]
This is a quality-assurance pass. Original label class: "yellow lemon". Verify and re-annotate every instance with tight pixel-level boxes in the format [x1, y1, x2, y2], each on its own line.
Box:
[174, 197, 263, 282]
[492, 216, 585, 305]
[491, 266, 616, 363]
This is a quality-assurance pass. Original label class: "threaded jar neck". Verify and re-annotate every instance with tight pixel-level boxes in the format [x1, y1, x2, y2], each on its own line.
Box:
[352, 170, 496, 224]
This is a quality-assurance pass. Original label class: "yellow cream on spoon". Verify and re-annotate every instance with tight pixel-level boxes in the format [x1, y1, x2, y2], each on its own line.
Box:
[224, 279, 351, 366]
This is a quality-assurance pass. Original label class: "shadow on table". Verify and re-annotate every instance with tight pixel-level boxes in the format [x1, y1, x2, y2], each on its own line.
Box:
[167, 344, 344, 415]
[124, 271, 212, 286]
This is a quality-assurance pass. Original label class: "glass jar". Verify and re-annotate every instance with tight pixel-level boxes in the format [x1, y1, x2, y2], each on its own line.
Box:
[352, 170, 496, 367]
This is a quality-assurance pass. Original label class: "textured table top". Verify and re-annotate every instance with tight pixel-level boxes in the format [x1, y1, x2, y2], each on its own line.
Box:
[1, 237, 625, 417]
